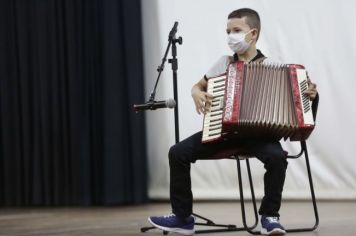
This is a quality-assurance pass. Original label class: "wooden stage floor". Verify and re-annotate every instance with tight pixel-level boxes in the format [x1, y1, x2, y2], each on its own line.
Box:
[0, 201, 355, 236]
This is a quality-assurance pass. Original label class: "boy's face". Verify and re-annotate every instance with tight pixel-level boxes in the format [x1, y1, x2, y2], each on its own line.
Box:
[226, 17, 257, 43]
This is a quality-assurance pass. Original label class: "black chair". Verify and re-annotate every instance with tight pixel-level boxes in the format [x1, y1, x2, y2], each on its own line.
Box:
[141, 140, 319, 235]
[192, 140, 319, 234]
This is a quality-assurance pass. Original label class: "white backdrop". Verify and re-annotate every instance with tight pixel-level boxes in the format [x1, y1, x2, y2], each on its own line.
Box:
[140, 0, 356, 200]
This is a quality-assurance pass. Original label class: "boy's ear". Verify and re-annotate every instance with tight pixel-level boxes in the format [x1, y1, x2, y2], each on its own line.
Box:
[251, 28, 258, 40]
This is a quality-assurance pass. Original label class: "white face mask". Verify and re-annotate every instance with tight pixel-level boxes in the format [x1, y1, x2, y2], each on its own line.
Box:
[227, 31, 252, 54]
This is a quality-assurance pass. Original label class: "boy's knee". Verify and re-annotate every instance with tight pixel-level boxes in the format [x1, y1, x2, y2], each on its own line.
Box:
[168, 143, 194, 164]
[168, 144, 185, 161]
[265, 151, 288, 170]
[169, 144, 178, 160]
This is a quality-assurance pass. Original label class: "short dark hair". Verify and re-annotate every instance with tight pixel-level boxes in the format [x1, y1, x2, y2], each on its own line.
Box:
[228, 8, 261, 40]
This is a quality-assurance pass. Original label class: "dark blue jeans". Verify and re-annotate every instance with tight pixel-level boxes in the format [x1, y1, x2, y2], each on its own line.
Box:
[169, 131, 288, 218]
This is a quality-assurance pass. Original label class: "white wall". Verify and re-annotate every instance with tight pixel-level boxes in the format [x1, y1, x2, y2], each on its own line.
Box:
[141, 0, 356, 200]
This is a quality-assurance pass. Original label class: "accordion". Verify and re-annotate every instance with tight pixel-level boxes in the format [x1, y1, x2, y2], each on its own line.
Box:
[202, 61, 315, 143]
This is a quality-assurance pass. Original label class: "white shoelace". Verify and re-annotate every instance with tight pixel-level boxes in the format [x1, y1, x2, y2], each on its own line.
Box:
[163, 213, 175, 218]
[266, 217, 279, 223]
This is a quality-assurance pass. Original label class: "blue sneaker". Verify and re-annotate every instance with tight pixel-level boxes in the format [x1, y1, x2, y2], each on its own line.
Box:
[261, 215, 286, 235]
[148, 213, 195, 235]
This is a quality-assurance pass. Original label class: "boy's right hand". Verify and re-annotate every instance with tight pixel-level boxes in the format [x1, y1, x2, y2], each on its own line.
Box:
[192, 90, 213, 115]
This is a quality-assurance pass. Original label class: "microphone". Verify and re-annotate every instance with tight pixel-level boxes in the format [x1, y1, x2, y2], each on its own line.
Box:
[134, 99, 176, 112]
[169, 22, 178, 40]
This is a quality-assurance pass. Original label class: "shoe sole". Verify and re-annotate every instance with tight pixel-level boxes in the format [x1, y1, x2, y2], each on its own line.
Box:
[148, 217, 195, 235]
[261, 227, 286, 235]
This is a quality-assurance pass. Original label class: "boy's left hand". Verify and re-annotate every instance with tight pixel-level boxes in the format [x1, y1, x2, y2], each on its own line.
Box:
[304, 78, 318, 101]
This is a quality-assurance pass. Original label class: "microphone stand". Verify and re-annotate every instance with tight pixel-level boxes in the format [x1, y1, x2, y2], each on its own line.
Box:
[169, 25, 183, 144]
[148, 22, 183, 144]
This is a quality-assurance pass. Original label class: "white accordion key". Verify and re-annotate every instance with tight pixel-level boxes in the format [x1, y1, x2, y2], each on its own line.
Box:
[296, 69, 314, 125]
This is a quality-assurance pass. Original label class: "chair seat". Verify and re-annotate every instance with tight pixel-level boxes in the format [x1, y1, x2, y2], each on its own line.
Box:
[208, 147, 288, 160]
[208, 147, 252, 160]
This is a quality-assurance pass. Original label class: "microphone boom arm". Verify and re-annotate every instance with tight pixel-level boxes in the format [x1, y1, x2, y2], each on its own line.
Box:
[135, 21, 182, 144]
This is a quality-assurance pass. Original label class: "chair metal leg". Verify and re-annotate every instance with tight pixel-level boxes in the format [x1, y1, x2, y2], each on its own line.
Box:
[285, 141, 319, 233]
[236, 157, 261, 235]
[246, 158, 260, 227]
